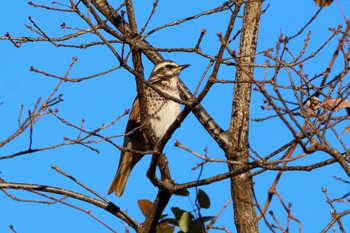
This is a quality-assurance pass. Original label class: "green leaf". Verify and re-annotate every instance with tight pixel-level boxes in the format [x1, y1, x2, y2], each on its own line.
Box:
[188, 217, 214, 233]
[188, 220, 204, 233]
[174, 188, 190, 196]
[137, 199, 152, 217]
[171, 207, 186, 220]
[195, 216, 214, 223]
[159, 214, 169, 220]
[179, 212, 192, 233]
[197, 189, 210, 209]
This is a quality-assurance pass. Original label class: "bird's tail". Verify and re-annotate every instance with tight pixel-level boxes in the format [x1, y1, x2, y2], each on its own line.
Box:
[107, 151, 133, 196]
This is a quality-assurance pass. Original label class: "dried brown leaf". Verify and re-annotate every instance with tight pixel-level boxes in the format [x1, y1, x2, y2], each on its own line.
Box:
[320, 98, 350, 112]
[342, 124, 350, 134]
[314, 0, 334, 7]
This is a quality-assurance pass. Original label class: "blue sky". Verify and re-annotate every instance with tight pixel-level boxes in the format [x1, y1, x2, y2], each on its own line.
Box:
[1, 1, 350, 232]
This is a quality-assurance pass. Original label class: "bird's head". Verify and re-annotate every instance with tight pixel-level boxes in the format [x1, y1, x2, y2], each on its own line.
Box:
[149, 60, 190, 83]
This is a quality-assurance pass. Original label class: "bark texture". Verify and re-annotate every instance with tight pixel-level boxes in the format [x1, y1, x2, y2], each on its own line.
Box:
[228, 1, 262, 232]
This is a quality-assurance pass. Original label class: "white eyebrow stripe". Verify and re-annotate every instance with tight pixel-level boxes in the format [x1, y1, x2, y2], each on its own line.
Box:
[153, 61, 179, 71]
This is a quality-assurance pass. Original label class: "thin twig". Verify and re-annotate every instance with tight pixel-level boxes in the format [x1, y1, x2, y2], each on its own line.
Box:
[51, 164, 109, 203]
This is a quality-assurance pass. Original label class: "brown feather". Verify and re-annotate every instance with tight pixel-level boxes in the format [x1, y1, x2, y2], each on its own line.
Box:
[107, 98, 150, 196]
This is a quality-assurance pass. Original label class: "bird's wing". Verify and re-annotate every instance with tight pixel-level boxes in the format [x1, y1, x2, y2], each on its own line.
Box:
[108, 97, 143, 196]
[123, 97, 141, 148]
[121, 96, 150, 155]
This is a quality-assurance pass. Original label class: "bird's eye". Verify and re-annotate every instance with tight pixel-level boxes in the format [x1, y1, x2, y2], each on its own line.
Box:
[165, 64, 175, 69]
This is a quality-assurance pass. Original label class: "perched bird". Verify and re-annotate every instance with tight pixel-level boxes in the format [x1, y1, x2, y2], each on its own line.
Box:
[108, 60, 190, 196]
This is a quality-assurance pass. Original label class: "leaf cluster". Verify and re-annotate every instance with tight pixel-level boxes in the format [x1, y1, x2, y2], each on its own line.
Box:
[138, 189, 213, 233]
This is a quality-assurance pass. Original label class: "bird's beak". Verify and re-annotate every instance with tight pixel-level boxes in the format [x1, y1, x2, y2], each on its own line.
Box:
[180, 64, 190, 70]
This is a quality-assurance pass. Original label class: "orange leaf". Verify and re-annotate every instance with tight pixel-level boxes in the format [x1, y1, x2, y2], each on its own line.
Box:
[156, 223, 175, 233]
[314, 0, 334, 7]
[138, 199, 153, 217]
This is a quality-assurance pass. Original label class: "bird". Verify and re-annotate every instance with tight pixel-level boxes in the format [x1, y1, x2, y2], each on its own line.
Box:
[108, 60, 190, 196]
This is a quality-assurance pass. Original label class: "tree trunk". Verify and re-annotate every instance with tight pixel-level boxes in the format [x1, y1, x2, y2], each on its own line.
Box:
[228, 1, 262, 232]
